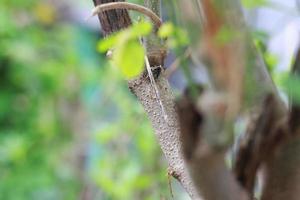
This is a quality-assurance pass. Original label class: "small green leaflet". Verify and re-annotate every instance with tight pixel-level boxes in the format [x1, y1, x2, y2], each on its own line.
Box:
[114, 40, 145, 79]
[157, 22, 189, 48]
[97, 21, 153, 78]
[214, 25, 239, 45]
[241, 0, 268, 9]
[157, 22, 174, 38]
[281, 75, 300, 105]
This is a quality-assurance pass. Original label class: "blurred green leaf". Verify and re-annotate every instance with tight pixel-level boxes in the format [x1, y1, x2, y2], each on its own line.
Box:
[113, 40, 145, 78]
[158, 21, 189, 48]
[97, 21, 152, 78]
[215, 26, 238, 45]
[281, 75, 300, 105]
[97, 34, 119, 52]
[241, 0, 268, 9]
[130, 21, 153, 37]
[158, 22, 174, 38]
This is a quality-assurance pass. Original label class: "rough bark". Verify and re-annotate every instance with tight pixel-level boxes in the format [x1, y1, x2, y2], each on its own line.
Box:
[128, 76, 199, 199]
[92, 0, 199, 199]
[93, 0, 131, 36]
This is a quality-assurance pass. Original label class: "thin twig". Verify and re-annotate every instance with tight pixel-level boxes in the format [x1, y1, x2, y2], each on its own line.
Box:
[167, 172, 175, 200]
[144, 55, 169, 123]
[91, 2, 162, 28]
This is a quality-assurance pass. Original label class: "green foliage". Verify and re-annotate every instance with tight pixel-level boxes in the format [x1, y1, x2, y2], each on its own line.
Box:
[0, 1, 168, 199]
[89, 65, 170, 200]
[0, 1, 86, 198]
[241, 0, 269, 9]
[158, 22, 175, 38]
[98, 21, 152, 78]
[214, 26, 240, 45]
[158, 22, 190, 48]
[253, 31, 278, 74]
[114, 39, 145, 78]
[276, 74, 300, 105]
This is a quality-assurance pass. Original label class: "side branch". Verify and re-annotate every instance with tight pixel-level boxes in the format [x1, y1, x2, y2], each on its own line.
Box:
[260, 44, 300, 200]
[177, 90, 249, 200]
[92, 2, 162, 28]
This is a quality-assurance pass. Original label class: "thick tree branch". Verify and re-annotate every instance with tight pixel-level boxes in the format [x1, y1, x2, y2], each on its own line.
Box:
[260, 138, 300, 200]
[235, 44, 300, 199]
[259, 43, 300, 200]
[177, 90, 249, 200]
[92, 0, 199, 199]
[234, 94, 288, 197]
[175, 0, 290, 199]
[177, 0, 284, 111]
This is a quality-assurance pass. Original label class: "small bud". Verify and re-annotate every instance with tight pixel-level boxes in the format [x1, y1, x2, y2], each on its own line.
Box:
[106, 49, 114, 59]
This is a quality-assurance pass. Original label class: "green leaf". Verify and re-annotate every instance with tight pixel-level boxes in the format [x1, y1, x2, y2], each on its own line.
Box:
[175, 28, 190, 46]
[241, 0, 268, 9]
[97, 34, 118, 52]
[158, 22, 174, 38]
[158, 22, 190, 48]
[96, 21, 151, 78]
[113, 40, 145, 78]
[130, 21, 153, 37]
[215, 26, 238, 45]
[281, 75, 300, 105]
[265, 53, 278, 72]
[97, 21, 152, 53]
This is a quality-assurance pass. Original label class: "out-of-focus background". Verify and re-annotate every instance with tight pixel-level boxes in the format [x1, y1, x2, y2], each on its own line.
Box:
[0, 0, 299, 199]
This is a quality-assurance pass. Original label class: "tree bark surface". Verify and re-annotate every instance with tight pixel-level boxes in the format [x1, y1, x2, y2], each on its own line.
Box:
[92, 0, 200, 199]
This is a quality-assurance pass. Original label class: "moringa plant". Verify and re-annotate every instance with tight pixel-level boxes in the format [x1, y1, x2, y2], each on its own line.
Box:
[90, 0, 300, 199]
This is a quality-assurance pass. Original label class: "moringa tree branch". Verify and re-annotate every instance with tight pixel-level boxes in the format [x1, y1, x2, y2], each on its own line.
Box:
[176, 90, 250, 200]
[92, 0, 199, 199]
[259, 43, 300, 200]
[234, 26, 300, 200]
[91, 2, 162, 28]
[175, 0, 289, 199]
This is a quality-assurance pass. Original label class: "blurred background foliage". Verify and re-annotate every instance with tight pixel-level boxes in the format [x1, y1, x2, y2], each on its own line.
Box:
[0, 0, 170, 199]
[0, 0, 299, 199]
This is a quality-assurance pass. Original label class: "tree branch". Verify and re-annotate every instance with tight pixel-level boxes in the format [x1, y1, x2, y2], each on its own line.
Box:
[92, 0, 199, 199]
[91, 2, 162, 28]
[235, 41, 300, 199]
[260, 43, 300, 200]
[177, 90, 249, 200]
[234, 94, 288, 197]
[175, 0, 288, 198]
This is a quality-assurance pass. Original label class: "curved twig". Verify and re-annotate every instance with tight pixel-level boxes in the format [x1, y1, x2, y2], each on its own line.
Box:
[91, 2, 162, 28]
